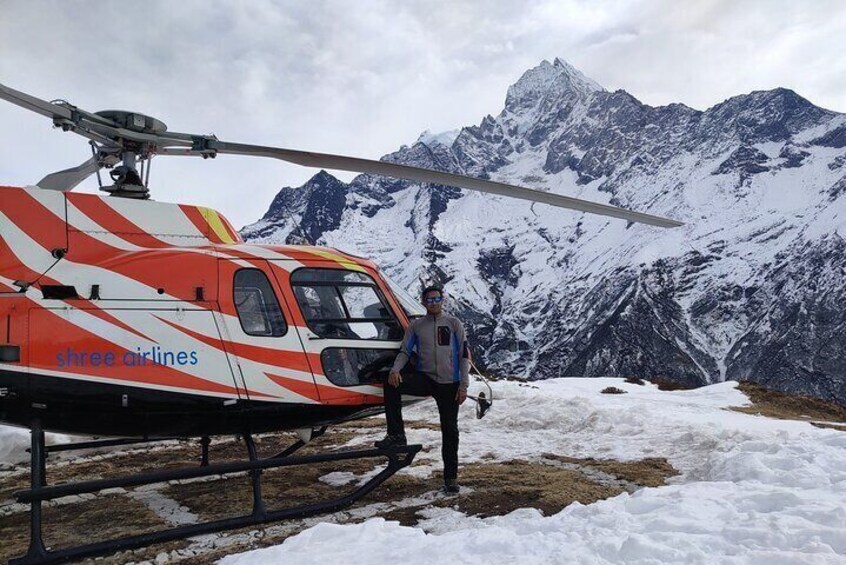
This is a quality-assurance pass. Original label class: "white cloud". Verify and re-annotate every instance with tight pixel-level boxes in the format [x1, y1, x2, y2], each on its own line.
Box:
[1, 0, 843, 227]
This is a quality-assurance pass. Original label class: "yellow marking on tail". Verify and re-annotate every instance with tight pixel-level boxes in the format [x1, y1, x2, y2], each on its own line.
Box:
[199, 207, 237, 245]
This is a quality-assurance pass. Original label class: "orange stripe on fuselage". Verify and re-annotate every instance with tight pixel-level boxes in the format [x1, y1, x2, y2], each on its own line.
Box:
[67, 232, 215, 298]
[264, 373, 321, 402]
[270, 247, 351, 269]
[157, 316, 322, 375]
[0, 236, 43, 282]
[67, 194, 172, 249]
[212, 247, 275, 273]
[29, 308, 245, 396]
[265, 373, 383, 405]
[0, 189, 68, 252]
[3, 192, 210, 301]
[179, 205, 217, 243]
[39, 282, 155, 343]
[0, 231, 154, 342]
[5, 191, 215, 301]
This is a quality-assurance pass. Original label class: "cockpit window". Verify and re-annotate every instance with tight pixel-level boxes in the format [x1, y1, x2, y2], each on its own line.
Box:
[381, 273, 426, 318]
[291, 268, 402, 341]
[233, 269, 288, 337]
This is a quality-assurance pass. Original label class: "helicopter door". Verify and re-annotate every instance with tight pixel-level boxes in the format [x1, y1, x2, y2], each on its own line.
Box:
[271, 264, 405, 403]
[28, 306, 243, 414]
[216, 260, 319, 403]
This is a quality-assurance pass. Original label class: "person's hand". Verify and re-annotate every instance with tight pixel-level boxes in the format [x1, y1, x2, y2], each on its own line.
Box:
[456, 389, 467, 405]
[388, 370, 403, 388]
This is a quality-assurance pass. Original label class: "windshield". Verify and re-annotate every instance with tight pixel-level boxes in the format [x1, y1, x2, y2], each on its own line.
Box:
[381, 273, 426, 318]
[291, 268, 403, 341]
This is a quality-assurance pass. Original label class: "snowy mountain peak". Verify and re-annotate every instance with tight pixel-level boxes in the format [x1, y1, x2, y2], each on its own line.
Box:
[552, 57, 604, 90]
[504, 58, 605, 113]
[416, 128, 462, 148]
[704, 88, 836, 143]
[243, 58, 846, 404]
[309, 169, 338, 185]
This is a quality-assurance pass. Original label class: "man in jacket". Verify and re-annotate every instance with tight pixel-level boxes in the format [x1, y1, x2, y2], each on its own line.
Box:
[375, 285, 470, 494]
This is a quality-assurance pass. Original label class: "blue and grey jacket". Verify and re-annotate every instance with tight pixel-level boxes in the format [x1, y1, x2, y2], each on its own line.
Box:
[392, 313, 470, 391]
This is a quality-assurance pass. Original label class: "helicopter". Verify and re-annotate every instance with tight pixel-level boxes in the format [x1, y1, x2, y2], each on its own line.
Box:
[0, 82, 682, 564]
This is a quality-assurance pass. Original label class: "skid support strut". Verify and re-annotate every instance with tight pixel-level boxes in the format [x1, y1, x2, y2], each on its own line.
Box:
[20, 420, 48, 563]
[10, 428, 422, 565]
[244, 433, 266, 518]
[270, 426, 327, 459]
[199, 436, 210, 467]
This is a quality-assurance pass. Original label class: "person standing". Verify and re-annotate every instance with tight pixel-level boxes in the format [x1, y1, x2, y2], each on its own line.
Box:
[375, 285, 470, 494]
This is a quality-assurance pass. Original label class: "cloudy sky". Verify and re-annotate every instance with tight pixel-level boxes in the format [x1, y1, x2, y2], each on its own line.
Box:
[1, 0, 844, 228]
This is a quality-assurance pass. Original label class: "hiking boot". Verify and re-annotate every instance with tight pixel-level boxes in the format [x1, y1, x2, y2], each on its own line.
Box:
[443, 479, 460, 495]
[374, 434, 407, 449]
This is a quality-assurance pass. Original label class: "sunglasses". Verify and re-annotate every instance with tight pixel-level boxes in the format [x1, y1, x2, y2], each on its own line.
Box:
[423, 296, 443, 304]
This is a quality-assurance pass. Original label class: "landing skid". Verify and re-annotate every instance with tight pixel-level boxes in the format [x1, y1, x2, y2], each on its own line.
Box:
[11, 420, 421, 565]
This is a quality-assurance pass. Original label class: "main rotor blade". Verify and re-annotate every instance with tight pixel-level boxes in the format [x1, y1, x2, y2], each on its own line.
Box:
[209, 141, 684, 228]
[0, 81, 682, 227]
[0, 83, 73, 121]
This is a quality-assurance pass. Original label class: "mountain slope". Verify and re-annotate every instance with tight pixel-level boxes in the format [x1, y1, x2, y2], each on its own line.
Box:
[242, 58, 846, 402]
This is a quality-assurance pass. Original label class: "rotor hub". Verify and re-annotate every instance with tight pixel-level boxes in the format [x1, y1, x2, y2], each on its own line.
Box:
[94, 110, 167, 135]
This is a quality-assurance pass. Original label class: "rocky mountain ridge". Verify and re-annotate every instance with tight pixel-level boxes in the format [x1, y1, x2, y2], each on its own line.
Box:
[243, 58, 846, 402]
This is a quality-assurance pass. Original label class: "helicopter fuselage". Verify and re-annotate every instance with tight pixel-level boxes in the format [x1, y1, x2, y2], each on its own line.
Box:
[0, 185, 414, 437]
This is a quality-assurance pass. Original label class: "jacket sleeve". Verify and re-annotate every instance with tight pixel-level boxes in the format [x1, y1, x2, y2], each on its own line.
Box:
[392, 322, 416, 373]
[456, 319, 471, 391]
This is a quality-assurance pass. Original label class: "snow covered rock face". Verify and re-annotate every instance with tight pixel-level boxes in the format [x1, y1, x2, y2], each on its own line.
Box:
[245, 170, 348, 244]
[241, 58, 846, 403]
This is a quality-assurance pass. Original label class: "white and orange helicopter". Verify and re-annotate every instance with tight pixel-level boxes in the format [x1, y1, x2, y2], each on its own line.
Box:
[0, 82, 681, 564]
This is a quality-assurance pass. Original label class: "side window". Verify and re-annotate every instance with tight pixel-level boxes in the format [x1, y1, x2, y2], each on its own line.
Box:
[321, 348, 395, 386]
[233, 269, 288, 337]
[291, 268, 402, 341]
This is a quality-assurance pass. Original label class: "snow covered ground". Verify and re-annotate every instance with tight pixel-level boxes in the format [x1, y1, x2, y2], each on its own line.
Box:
[1, 426, 48, 467]
[1, 377, 843, 563]
[0, 425, 71, 468]
[219, 378, 846, 565]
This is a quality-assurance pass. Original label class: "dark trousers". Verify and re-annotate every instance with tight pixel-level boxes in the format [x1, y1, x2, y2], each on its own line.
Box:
[384, 370, 460, 482]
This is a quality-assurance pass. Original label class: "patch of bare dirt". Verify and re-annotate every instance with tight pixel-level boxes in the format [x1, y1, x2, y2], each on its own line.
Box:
[0, 494, 170, 564]
[340, 416, 440, 431]
[0, 472, 29, 505]
[546, 455, 679, 488]
[336, 416, 440, 435]
[0, 423, 679, 564]
[810, 422, 846, 431]
[733, 381, 846, 426]
[452, 460, 623, 518]
[164, 458, 384, 522]
[649, 379, 696, 391]
[337, 416, 387, 430]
